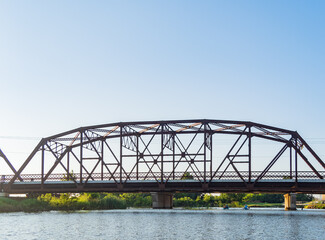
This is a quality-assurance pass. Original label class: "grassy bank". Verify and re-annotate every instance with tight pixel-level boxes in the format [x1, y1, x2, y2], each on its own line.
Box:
[304, 201, 325, 209]
[246, 202, 283, 208]
[0, 193, 127, 213]
[173, 193, 308, 208]
[0, 197, 49, 212]
[0, 192, 316, 212]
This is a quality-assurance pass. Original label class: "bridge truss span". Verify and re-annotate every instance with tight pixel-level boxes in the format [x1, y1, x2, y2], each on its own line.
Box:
[1, 119, 325, 194]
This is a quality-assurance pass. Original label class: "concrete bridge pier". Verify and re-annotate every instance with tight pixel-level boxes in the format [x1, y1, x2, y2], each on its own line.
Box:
[151, 192, 173, 209]
[284, 193, 296, 210]
[0, 184, 8, 197]
[0, 192, 9, 197]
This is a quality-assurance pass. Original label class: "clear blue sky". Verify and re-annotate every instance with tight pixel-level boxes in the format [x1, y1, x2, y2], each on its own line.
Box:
[0, 1, 324, 167]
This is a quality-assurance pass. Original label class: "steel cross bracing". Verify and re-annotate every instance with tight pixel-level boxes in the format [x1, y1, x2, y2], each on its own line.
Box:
[1, 119, 325, 194]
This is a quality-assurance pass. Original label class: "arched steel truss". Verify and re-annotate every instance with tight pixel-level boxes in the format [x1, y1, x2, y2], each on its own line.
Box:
[1, 120, 325, 193]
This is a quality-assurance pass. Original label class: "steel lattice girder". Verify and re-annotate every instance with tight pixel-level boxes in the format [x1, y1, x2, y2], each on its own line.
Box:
[2, 119, 325, 193]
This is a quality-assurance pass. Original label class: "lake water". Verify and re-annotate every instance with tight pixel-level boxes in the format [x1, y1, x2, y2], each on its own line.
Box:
[1, 208, 324, 240]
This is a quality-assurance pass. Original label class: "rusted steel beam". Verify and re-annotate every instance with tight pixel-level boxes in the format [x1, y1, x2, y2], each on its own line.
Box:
[0, 148, 23, 181]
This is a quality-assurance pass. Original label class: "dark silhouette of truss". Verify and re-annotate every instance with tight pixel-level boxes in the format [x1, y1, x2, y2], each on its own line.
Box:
[1, 119, 324, 193]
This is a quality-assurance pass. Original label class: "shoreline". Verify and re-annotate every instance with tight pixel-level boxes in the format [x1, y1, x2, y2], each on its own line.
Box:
[1, 197, 323, 213]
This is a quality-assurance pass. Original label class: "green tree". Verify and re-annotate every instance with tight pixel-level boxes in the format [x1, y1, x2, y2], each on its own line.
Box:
[296, 194, 313, 202]
[181, 172, 194, 180]
[61, 170, 76, 181]
[174, 192, 201, 200]
[119, 193, 152, 207]
[243, 193, 284, 203]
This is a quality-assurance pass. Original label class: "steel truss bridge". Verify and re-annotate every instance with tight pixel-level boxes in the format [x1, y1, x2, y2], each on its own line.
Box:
[1, 120, 324, 194]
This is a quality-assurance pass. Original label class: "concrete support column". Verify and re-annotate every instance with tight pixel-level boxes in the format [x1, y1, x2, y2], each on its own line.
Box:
[284, 193, 296, 210]
[0, 192, 9, 197]
[151, 192, 173, 209]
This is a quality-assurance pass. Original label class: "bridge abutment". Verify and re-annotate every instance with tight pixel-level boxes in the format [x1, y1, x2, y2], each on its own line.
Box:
[151, 192, 173, 209]
[0, 192, 9, 197]
[284, 193, 296, 210]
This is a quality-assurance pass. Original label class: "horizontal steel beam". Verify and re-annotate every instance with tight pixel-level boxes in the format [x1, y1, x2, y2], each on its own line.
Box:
[4, 180, 325, 194]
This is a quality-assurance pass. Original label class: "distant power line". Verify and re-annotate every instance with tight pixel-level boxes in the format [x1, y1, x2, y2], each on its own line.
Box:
[0, 136, 40, 140]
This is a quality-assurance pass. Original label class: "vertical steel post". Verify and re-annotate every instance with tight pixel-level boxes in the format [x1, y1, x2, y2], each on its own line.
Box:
[120, 126, 122, 183]
[101, 140, 104, 181]
[289, 146, 292, 179]
[248, 126, 252, 183]
[67, 150, 70, 181]
[80, 131, 83, 184]
[172, 134, 175, 180]
[41, 144, 44, 185]
[136, 135, 139, 180]
[204, 123, 206, 183]
[161, 125, 164, 184]
[295, 138, 298, 183]
[210, 133, 213, 181]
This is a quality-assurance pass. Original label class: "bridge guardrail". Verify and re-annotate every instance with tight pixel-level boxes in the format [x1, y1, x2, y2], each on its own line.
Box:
[1, 171, 324, 183]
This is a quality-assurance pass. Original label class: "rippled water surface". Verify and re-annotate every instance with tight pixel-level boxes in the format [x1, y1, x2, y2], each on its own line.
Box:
[1, 208, 324, 240]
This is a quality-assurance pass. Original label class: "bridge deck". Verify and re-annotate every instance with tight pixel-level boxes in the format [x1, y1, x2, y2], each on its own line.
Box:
[3, 179, 325, 194]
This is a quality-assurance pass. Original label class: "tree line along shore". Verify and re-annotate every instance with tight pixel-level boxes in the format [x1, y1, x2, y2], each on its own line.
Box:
[0, 192, 323, 213]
